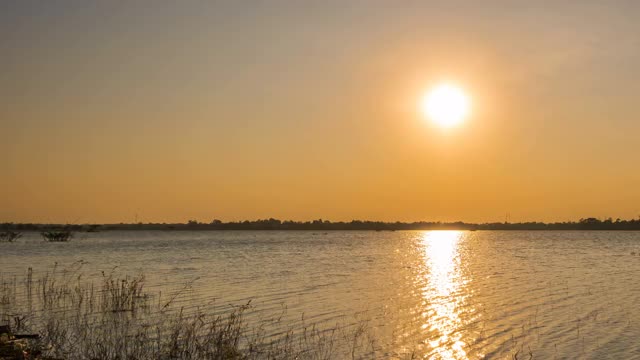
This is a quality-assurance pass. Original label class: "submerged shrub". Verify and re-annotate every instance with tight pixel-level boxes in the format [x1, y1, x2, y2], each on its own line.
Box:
[40, 231, 73, 242]
[0, 231, 21, 243]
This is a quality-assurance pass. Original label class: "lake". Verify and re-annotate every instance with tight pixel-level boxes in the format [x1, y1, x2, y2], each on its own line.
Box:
[2, 230, 640, 359]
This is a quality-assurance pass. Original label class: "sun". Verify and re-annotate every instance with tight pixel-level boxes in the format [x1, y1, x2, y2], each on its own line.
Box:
[421, 84, 470, 128]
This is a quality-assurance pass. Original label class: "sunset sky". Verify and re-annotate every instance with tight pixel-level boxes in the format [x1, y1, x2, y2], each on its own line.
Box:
[3, 1, 640, 224]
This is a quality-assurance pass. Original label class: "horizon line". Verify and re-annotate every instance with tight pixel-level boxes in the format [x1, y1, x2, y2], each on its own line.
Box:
[3, 216, 638, 227]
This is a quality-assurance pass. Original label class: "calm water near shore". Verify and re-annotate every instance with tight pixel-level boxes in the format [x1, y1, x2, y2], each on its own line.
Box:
[3, 230, 640, 359]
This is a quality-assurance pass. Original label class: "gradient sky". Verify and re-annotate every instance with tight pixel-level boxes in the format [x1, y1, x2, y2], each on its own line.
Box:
[3, 1, 640, 224]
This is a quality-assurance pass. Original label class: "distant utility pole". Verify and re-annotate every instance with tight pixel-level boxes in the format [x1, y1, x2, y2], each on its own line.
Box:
[505, 212, 511, 224]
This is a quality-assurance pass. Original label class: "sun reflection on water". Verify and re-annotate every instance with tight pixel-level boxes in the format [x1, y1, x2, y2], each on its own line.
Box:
[421, 230, 468, 359]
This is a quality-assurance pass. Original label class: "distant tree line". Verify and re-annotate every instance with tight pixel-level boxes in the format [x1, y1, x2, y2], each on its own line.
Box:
[5, 217, 640, 232]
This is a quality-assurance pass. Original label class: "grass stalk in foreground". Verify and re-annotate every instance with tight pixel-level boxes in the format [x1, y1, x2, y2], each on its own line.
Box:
[0, 264, 379, 360]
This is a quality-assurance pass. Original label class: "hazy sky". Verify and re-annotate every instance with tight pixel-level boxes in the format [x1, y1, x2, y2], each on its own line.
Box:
[3, 1, 640, 223]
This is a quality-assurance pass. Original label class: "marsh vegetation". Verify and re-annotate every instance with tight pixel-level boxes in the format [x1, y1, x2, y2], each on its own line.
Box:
[0, 265, 379, 360]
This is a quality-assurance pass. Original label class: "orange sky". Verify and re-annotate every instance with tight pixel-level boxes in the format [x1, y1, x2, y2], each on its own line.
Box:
[3, 2, 640, 223]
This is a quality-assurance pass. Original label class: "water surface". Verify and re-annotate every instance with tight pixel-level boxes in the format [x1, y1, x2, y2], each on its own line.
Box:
[3, 230, 640, 359]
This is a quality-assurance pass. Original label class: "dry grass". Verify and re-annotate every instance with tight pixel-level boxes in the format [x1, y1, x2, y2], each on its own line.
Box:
[0, 264, 379, 360]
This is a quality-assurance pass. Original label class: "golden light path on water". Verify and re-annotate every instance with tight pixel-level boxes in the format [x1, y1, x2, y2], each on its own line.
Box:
[420, 230, 471, 359]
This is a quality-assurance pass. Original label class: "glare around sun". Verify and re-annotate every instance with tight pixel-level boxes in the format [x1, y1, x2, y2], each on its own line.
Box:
[421, 84, 470, 128]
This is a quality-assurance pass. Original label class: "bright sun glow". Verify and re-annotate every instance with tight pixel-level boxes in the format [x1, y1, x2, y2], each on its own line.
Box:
[421, 84, 470, 128]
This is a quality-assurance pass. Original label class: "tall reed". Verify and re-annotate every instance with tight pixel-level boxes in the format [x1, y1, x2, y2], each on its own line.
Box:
[0, 265, 379, 360]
